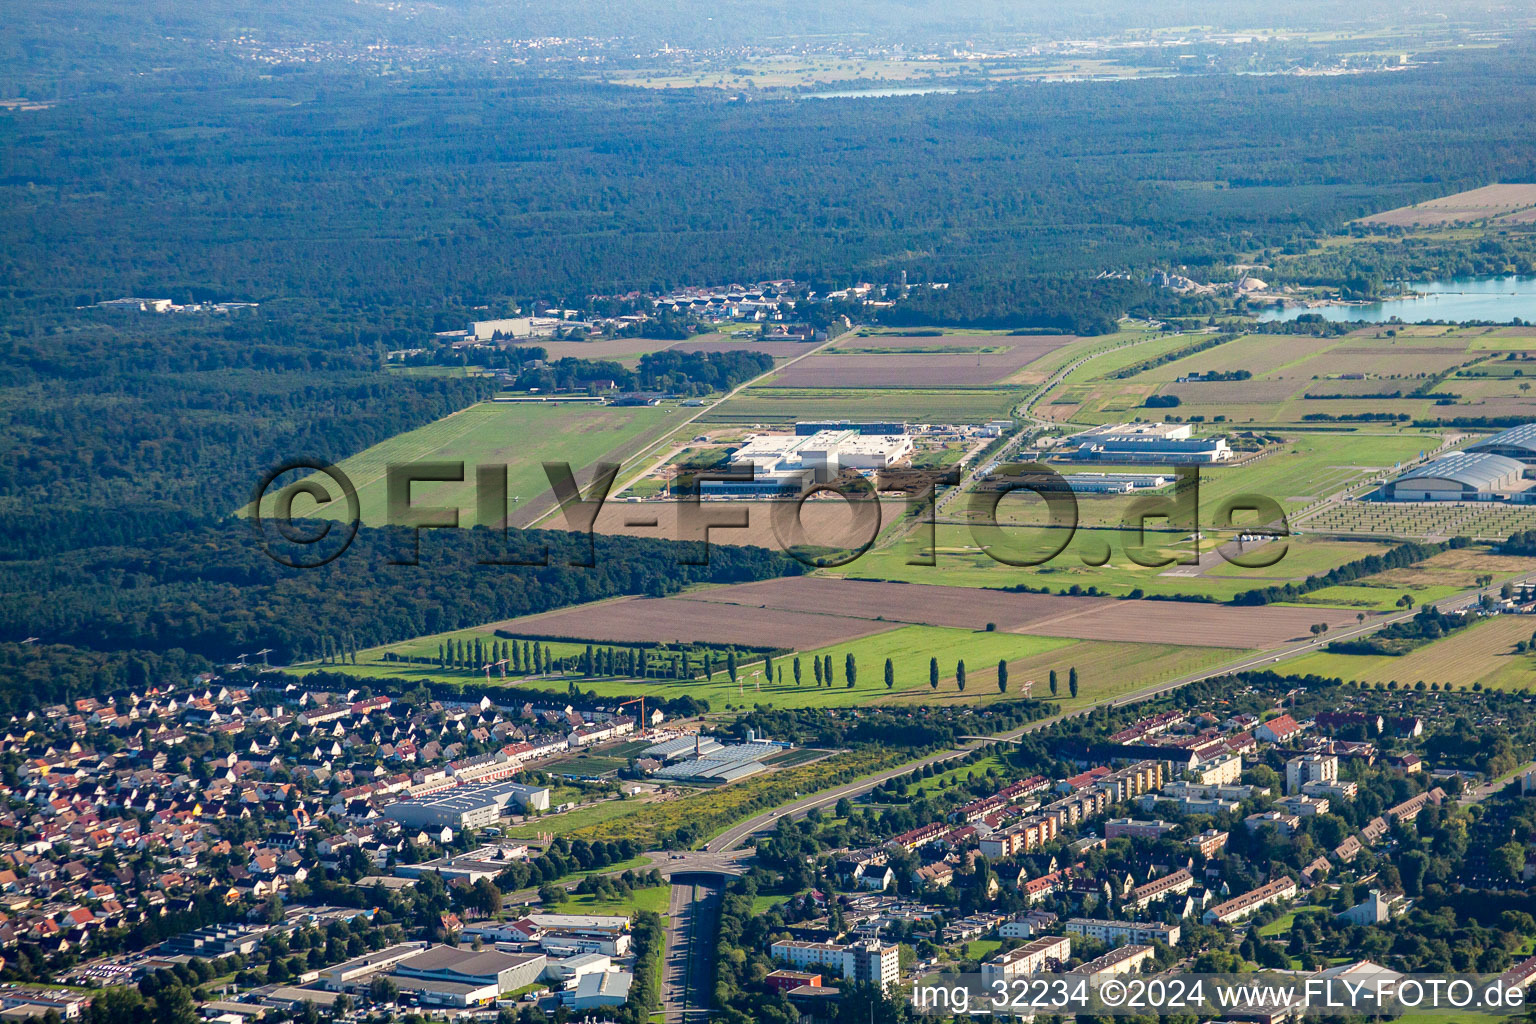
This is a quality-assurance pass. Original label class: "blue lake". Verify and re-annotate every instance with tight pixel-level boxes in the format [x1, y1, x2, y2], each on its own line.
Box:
[1258, 275, 1536, 323]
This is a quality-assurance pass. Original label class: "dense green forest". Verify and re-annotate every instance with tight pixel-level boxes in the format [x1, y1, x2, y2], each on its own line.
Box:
[0, 523, 798, 665]
[3, 39, 1536, 714]
[0, 315, 496, 557]
[505, 349, 776, 395]
[6, 45, 1536, 329]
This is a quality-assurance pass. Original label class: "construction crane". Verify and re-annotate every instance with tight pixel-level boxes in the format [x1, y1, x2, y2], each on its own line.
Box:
[617, 696, 648, 738]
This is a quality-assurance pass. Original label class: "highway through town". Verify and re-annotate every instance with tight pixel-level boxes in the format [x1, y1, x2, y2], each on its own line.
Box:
[661, 877, 720, 1023]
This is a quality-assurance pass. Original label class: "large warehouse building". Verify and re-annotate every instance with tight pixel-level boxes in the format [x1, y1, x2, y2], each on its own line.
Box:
[1382, 451, 1527, 501]
[702, 429, 914, 496]
[383, 779, 552, 830]
[1066, 422, 1231, 464]
[390, 947, 546, 1004]
[1466, 422, 1536, 463]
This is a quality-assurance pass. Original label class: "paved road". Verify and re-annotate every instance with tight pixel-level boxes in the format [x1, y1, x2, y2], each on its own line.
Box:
[642, 848, 753, 877]
[661, 878, 720, 1023]
[525, 326, 852, 530]
[1460, 761, 1535, 805]
[705, 743, 988, 852]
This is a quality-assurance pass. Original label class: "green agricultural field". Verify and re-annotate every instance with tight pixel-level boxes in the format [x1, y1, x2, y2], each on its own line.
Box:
[1048, 324, 1536, 425]
[702, 387, 1022, 424]
[1289, 583, 1464, 611]
[888, 638, 1252, 713]
[842, 525, 1375, 602]
[1202, 539, 1390, 580]
[284, 615, 1236, 714]
[790, 624, 1075, 691]
[255, 400, 688, 528]
[1283, 614, 1536, 692]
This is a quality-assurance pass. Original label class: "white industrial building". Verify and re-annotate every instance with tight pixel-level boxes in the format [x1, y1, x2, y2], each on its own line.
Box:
[469, 317, 566, 341]
[543, 953, 613, 987]
[382, 779, 551, 830]
[386, 947, 547, 1005]
[1066, 422, 1231, 464]
[642, 735, 724, 762]
[1061, 472, 1171, 493]
[1383, 450, 1527, 501]
[571, 970, 633, 1010]
[703, 429, 914, 496]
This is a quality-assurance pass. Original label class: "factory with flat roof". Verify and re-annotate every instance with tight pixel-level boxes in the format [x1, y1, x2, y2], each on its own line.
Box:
[702, 429, 914, 496]
[1065, 422, 1231, 464]
[382, 779, 551, 830]
[389, 947, 546, 1005]
[1382, 450, 1530, 501]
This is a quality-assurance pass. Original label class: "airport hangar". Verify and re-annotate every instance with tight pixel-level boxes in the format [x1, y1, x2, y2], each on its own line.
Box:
[1382, 450, 1528, 502]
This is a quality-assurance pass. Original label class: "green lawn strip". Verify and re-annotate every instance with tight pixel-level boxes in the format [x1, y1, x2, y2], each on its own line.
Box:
[906, 752, 1008, 799]
[258, 400, 688, 528]
[1256, 905, 1329, 937]
[553, 884, 671, 919]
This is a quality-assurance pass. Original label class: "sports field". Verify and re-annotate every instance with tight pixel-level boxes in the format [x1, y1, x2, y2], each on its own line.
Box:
[1284, 615, 1536, 692]
[255, 400, 688, 528]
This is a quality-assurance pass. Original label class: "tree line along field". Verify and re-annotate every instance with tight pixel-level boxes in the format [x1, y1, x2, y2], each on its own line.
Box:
[1285, 545, 1534, 611]
[1048, 325, 1536, 425]
[275, 587, 1270, 712]
[883, 638, 1248, 714]
[254, 400, 689, 529]
[1284, 614, 1536, 692]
